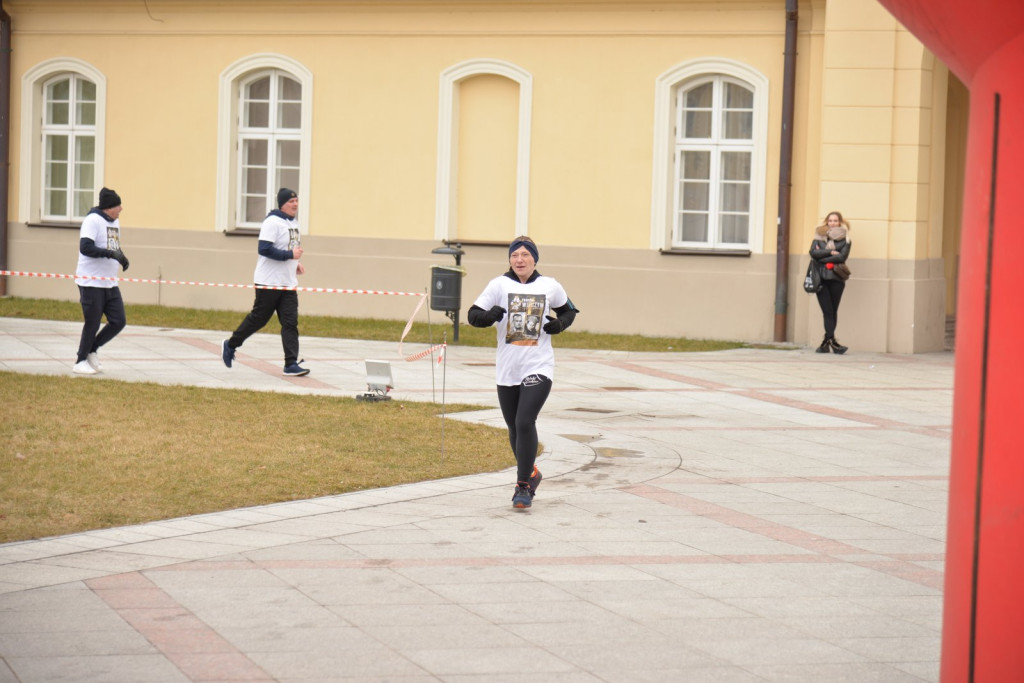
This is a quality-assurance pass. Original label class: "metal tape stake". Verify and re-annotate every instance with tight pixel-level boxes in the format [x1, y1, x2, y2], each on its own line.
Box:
[440, 331, 448, 464]
[426, 287, 436, 403]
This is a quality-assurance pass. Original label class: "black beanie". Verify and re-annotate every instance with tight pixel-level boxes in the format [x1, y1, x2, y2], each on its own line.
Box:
[277, 188, 297, 208]
[98, 187, 121, 210]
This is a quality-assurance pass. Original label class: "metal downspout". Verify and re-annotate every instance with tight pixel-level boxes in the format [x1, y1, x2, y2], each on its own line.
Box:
[0, 0, 10, 296]
[773, 0, 798, 341]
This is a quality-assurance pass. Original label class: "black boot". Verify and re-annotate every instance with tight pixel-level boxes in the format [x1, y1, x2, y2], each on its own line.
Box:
[816, 335, 831, 353]
[828, 337, 848, 355]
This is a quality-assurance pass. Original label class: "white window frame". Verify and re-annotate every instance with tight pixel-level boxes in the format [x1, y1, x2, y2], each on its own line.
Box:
[40, 73, 98, 221]
[217, 54, 312, 233]
[673, 76, 756, 249]
[435, 59, 533, 241]
[650, 59, 768, 253]
[235, 70, 303, 228]
[19, 58, 107, 224]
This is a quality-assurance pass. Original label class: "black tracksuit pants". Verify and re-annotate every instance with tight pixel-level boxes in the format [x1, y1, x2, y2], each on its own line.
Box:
[227, 288, 300, 365]
[77, 286, 126, 362]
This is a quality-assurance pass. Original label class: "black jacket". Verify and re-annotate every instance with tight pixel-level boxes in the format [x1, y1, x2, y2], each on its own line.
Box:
[810, 238, 850, 281]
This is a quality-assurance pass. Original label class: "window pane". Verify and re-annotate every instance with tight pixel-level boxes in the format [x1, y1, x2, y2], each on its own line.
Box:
[684, 111, 711, 138]
[77, 79, 96, 102]
[720, 214, 749, 243]
[721, 183, 750, 212]
[46, 161, 68, 188]
[74, 190, 92, 218]
[77, 101, 96, 126]
[680, 213, 708, 243]
[682, 181, 709, 211]
[245, 196, 265, 223]
[279, 102, 301, 129]
[76, 79, 97, 125]
[243, 138, 268, 165]
[246, 102, 269, 128]
[75, 135, 95, 163]
[277, 139, 300, 167]
[45, 135, 69, 163]
[721, 152, 751, 181]
[725, 83, 753, 109]
[247, 76, 270, 100]
[76, 162, 95, 189]
[45, 79, 71, 125]
[685, 83, 713, 109]
[47, 78, 70, 101]
[47, 102, 69, 126]
[245, 76, 271, 127]
[277, 168, 299, 193]
[245, 167, 267, 193]
[46, 190, 68, 216]
[724, 111, 753, 139]
[279, 76, 301, 101]
[682, 151, 710, 180]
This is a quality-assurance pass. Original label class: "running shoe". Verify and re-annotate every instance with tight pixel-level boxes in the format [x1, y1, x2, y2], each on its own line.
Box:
[528, 467, 542, 498]
[222, 340, 235, 368]
[512, 484, 533, 509]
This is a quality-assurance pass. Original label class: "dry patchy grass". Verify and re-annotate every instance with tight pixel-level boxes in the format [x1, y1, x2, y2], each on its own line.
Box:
[0, 371, 509, 543]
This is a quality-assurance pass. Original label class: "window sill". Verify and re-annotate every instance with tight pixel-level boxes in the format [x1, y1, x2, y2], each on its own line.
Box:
[224, 228, 261, 237]
[28, 221, 80, 230]
[660, 247, 752, 257]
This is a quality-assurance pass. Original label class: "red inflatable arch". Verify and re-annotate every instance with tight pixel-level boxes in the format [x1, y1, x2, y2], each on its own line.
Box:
[874, 0, 1024, 679]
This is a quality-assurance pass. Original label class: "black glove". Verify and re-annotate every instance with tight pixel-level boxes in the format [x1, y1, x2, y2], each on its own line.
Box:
[543, 315, 563, 335]
[483, 305, 506, 325]
[109, 249, 130, 272]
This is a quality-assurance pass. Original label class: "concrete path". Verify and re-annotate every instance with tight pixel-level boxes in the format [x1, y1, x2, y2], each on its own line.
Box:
[0, 318, 952, 682]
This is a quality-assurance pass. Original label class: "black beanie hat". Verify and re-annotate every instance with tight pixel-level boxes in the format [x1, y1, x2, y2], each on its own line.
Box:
[98, 187, 121, 210]
[277, 188, 297, 208]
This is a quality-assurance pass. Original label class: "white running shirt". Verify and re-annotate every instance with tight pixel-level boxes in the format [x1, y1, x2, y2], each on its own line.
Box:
[473, 273, 568, 386]
[75, 212, 120, 288]
[252, 213, 300, 287]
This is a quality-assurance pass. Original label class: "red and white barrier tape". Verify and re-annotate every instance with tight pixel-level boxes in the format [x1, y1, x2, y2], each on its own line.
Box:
[0, 269, 446, 364]
[0, 270, 423, 297]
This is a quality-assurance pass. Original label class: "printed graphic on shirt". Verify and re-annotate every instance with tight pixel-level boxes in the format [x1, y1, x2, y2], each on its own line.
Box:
[106, 226, 120, 251]
[288, 227, 300, 251]
[505, 293, 545, 346]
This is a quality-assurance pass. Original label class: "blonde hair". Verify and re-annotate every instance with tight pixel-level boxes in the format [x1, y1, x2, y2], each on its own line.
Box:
[815, 211, 849, 236]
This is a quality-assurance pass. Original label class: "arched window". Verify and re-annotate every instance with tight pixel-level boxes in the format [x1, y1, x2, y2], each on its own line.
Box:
[237, 70, 302, 225]
[217, 54, 312, 232]
[651, 60, 768, 252]
[19, 59, 106, 224]
[674, 76, 756, 248]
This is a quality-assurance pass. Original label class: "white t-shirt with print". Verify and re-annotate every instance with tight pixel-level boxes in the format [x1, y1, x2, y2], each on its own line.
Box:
[253, 213, 300, 287]
[473, 272, 568, 386]
[75, 212, 120, 288]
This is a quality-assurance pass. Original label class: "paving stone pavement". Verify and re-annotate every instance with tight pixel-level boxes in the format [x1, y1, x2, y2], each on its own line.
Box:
[0, 318, 952, 682]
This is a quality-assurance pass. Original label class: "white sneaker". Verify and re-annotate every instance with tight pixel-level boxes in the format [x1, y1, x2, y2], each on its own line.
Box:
[73, 360, 97, 375]
[86, 352, 103, 372]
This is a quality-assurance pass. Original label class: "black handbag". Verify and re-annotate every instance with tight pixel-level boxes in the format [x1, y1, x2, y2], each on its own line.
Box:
[803, 261, 822, 293]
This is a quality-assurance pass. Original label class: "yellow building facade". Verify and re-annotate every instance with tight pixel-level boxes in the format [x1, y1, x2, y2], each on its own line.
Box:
[1, 0, 966, 352]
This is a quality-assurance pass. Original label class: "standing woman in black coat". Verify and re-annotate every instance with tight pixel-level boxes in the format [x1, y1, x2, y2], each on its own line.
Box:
[810, 211, 852, 354]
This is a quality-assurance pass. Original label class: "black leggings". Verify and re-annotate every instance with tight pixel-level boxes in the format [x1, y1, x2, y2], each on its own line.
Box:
[77, 286, 126, 362]
[496, 374, 552, 483]
[228, 289, 300, 364]
[815, 278, 846, 338]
